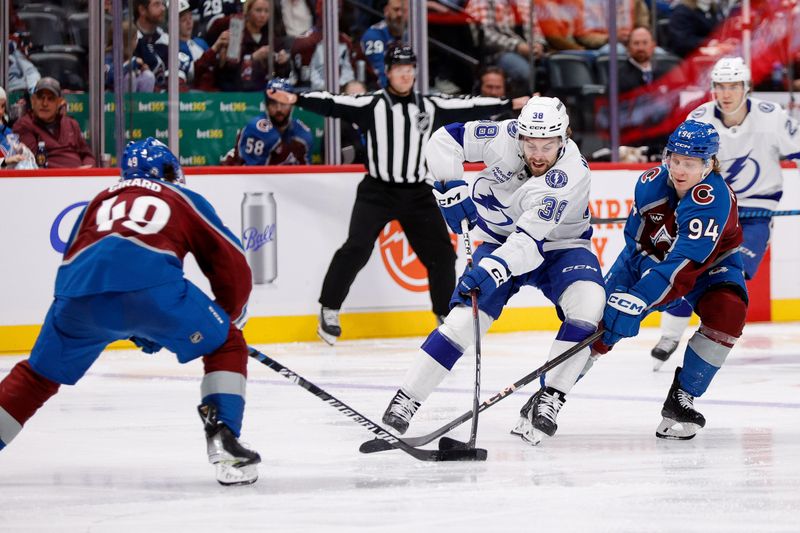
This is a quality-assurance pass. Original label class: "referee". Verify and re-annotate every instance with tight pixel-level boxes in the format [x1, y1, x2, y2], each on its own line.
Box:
[269, 44, 529, 344]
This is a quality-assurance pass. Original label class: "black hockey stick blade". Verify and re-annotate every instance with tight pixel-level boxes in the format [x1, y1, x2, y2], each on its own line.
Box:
[248, 347, 484, 462]
[359, 329, 603, 453]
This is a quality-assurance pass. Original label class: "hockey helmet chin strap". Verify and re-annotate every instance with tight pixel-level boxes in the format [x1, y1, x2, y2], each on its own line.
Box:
[712, 82, 750, 118]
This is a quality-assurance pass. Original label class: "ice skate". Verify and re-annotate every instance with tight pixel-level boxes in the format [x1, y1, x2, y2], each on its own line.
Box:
[317, 307, 341, 345]
[198, 403, 261, 486]
[514, 387, 566, 446]
[509, 391, 537, 437]
[651, 337, 679, 371]
[382, 389, 420, 435]
[656, 367, 706, 440]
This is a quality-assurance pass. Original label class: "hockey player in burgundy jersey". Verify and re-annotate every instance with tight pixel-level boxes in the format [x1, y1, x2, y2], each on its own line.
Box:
[595, 120, 748, 440]
[0, 138, 261, 485]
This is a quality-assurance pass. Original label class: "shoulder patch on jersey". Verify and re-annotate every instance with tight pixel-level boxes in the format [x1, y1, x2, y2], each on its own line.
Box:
[758, 101, 775, 113]
[256, 118, 272, 133]
[640, 167, 661, 183]
[691, 183, 715, 205]
[691, 107, 707, 118]
[506, 120, 518, 137]
[544, 168, 568, 188]
[474, 123, 498, 139]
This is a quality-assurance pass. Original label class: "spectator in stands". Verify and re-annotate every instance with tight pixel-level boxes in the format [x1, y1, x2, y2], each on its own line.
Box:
[280, 0, 315, 39]
[668, 0, 726, 58]
[195, 0, 291, 92]
[6, 40, 41, 95]
[229, 79, 313, 165]
[13, 78, 95, 169]
[475, 65, 517, 120]
[105, 20, 156, 92]
[466, 0, 545, 93]
[618, 26, 673, 93]
[178, 0, 209, 87]
[340, 80, 367, 164]
[579, 0, 651, 51]
[361, 0, 408, 88]
[134, 0, 170, 88]
[0, 86, 36, 170]
[537, 0, 586, 51]
[195, 0, 243, 37]
[290, 4, 375, 91]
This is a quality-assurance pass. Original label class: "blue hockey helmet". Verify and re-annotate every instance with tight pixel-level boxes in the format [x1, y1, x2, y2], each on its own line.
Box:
[665, 120, 720, 162]
[121, 138, 185, 184]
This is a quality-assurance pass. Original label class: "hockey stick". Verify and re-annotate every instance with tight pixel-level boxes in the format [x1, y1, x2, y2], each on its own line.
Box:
[590, 209, 800, 225]
[248, 347, 487, 461]
[359, 329, 603, 453]
[461, 219, 482, 450]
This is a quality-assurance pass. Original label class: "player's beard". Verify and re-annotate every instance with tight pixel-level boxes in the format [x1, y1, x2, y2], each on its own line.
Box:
[527, 155, 557, 177]
[270, 111, 289, 128]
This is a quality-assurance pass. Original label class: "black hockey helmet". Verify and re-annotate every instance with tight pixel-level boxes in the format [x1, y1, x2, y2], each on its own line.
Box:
[384, 43, 416, 70]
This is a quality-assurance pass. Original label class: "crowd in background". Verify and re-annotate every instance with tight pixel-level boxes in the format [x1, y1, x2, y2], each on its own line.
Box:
[2, 0, 800, 168]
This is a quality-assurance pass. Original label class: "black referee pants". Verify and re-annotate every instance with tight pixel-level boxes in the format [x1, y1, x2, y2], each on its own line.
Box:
[319, 176, 457, 317]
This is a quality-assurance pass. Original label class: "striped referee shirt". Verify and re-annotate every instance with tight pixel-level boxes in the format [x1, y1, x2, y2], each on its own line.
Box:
[296, 90, 513, 184]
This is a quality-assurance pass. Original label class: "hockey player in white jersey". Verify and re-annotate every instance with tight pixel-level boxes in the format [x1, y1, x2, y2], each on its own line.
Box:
[381, 97, 606, 446]
[650, 56, 800, 369]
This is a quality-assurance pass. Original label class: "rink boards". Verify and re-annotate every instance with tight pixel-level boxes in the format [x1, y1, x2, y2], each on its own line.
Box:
[1, 164, 798, 353]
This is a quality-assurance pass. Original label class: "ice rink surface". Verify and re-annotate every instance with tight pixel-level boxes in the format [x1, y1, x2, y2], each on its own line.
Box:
[1, 323, 799, 532]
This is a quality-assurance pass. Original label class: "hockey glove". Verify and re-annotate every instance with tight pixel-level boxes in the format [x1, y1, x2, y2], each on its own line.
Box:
[130, 336, 163, 355]
[432, 180, 478, 234]
[458, 255, 511, 304]
[601, 287, 648, 347]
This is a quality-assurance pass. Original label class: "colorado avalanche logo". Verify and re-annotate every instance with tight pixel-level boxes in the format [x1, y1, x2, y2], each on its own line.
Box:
[723, 151, 760, 195]
[640, 167, 660, 183]
[506, 120, 518, 137]
[415, 112, 430, 132]
[691, 183, 715, 205]
[545, 169, 568, 188]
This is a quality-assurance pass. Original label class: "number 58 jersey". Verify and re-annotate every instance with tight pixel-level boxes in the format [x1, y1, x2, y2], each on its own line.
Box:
[54, 178, 251, 324]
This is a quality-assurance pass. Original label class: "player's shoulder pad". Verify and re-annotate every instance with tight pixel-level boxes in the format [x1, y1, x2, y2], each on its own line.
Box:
[634, 165, 670, 204]
[679, 172, 733, 217]
[543, 141, 588, 190]
[688, 102, 714, 121]
[243, 115, 273, 136]
[504, 119, 518, 138]
[293, 118, 311, 133]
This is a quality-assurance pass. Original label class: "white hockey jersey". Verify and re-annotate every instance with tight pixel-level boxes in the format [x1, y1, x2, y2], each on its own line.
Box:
[426, 119, 593, 276]
[688, 98, 800, 210]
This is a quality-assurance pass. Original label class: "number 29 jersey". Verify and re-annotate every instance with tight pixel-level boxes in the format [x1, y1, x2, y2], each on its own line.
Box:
[55, 178, 251, 325]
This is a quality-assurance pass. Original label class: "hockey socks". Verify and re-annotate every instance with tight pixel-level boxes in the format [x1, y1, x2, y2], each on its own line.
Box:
[0, 360, 60, 449]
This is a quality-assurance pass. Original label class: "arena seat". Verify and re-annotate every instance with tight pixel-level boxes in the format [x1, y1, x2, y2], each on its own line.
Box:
[29, 51, 88, 92]
[17, 11, 68, 49]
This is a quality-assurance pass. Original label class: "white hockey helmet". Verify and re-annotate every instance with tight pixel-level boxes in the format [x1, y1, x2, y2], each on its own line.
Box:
[517, 96, 569, 143]
[711, 57, 751, 87]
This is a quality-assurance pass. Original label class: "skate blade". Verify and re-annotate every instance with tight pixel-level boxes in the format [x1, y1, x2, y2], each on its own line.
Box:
[655, 417, 700, 440]
[520, 428, 546, 447]
[215, 463, 259, 486]
[317, 326, 338, 346]
[509, 417, 530, 437]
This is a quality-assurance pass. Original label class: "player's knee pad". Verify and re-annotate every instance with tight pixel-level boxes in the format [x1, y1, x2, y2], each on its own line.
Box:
[559, 280, 605, 325]
[438, 305, 494, 352]
[696, 287, 747, 340]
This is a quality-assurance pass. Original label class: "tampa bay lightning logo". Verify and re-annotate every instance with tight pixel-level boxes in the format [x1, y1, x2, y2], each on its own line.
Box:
[758, 102, 775, 113]
[507, 120, 518, 137]
[723, 150, 760, 195]
[545, 169, 568, 188]
[691, 107, 707, 118]
[472, 177, 514, 227]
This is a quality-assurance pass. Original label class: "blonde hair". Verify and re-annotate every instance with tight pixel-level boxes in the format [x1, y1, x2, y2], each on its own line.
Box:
[244, 0, 269, 17]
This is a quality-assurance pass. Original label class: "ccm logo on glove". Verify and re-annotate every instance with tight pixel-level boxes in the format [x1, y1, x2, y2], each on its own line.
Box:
[607, 293, 647, 315]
